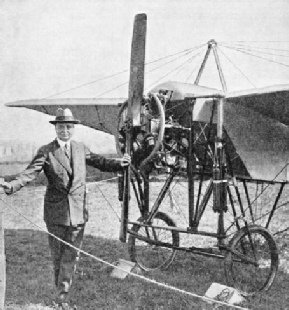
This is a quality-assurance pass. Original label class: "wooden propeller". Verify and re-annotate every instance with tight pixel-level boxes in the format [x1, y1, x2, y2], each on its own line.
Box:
[119, 13, 147, 242]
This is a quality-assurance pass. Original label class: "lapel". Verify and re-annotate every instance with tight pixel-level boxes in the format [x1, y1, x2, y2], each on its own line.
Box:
[70, 140, 84, 188]
[70, 140, 83, 175]
[53, 139, 73, 175]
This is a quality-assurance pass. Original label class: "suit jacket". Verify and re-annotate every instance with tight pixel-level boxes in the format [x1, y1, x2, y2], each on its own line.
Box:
[9, 139, 122, 226]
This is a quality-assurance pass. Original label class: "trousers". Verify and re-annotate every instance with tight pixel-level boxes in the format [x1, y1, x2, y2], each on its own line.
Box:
[46, 223, 85, 293]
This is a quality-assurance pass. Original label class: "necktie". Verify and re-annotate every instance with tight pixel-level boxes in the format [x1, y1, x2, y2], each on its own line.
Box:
[64, 143, 70, 159]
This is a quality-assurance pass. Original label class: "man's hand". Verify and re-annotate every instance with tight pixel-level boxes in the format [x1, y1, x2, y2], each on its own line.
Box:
[0, 180, 12, 194]
[120, 153, 131, 167]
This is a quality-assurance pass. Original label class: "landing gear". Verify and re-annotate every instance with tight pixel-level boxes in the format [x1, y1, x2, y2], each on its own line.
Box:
[225, 225, 278, 296]
[128, 212, 180, 271]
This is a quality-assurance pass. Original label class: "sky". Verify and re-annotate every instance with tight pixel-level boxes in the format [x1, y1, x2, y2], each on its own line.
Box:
[0, 0, 289, 148]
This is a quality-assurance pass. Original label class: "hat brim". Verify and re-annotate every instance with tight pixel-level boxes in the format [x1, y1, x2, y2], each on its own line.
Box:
[49, 120, 80, 124]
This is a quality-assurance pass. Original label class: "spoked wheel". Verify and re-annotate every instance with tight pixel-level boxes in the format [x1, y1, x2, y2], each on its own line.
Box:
[225, 225, 278, 296]
[128, 211, 180, 271]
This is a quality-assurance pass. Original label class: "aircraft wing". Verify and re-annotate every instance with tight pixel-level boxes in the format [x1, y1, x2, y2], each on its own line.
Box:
[197, 99, 289, 182]
[223, 101, 289, 182]
[6, 83, 289, 182]
[224, 84, 289, 182]
[6, 98, 126, 136]
[197, 84, 289, 182]
[227, 84, 289, 126]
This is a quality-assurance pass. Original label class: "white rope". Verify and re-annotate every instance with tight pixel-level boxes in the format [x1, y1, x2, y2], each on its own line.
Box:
[0, 194, 249, 310]
[12, 176, 119, 194]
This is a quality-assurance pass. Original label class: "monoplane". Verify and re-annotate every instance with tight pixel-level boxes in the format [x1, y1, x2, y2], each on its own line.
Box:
[6, 14, 289, 296]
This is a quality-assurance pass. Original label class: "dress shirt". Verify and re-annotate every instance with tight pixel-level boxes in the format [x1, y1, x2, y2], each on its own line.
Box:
[57, 138, 71, 149]
[57, 138, 71, 158]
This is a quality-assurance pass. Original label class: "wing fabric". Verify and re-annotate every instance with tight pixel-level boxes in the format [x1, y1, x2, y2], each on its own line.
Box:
[227, 84, 289, 126]
[6, 98, 126, 136]
[225, 84, 289, 181]
[224, 102, 289, 182]
[195, 98, 289, 182]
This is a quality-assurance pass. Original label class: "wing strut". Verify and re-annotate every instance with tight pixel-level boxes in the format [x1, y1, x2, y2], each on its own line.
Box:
[195, 40, 227, 93]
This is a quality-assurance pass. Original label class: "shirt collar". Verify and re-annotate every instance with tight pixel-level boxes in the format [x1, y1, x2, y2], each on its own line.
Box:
[57, 138, 71, 148]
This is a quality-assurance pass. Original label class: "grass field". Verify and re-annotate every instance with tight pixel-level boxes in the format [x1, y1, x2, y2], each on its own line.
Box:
[1, 175, 289, 309]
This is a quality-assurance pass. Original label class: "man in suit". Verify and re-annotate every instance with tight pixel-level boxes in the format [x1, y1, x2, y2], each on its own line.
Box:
[1, 108, 131, 309]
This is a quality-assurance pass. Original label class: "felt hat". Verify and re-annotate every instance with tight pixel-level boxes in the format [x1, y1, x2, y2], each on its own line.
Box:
[49, 108, 80, 124]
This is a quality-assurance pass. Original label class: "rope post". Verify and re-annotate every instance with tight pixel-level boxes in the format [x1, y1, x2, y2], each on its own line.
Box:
[0, 179, 6, 310]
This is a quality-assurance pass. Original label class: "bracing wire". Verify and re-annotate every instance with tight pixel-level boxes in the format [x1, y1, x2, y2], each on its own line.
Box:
[94, 45, 207, 98]
[44, 69, 129, 99]
[220, 44, 289, 68]
[145, 49, 201, 79]
[145, 48, 206, 92]
[220, 43, 289, 58]
[42, 43, 207, 99]
[94, 181, 121, 221]
[185, 56, 205, 83]
[219, 40, 289, 44]
[146, 43, 207, 66]
[217, 46, 256, 88]
[94, 80, 129, 98]
[93, 49, 203, 98]
[164, 53, 200, 82]
[163, 176, 189, 226]
[238, 164, 289, 225]
[222, 42, 289, 54]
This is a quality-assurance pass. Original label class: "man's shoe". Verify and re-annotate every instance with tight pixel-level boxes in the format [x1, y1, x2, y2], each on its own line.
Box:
[53, 292, 70, 309]
[53, 302, 76, 310]
[57, 302, 72, 310]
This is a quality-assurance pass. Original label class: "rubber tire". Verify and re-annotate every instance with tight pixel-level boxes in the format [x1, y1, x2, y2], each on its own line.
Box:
[225, 225, 278, 296]
[128, 211, 180, 271]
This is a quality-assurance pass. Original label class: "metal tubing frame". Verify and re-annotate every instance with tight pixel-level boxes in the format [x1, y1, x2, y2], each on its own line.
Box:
[130, 228, 258, 264]
[194, 101, 216, 225]
[146, 168, 179, 223]
[131, 96, 228, 238]
[227, 185, 243, 232]
[212, 43, 227, 93]
[128, 221, 225, 239]
[128, 228, 227, 259]
[233, 182, 249, 228]
[195, 179, 213, 225]
[143, 172, 150, 216]
[187, 98, 196, 229]
[242, 180, 255, 224]
[195, 40, 227, 94]
[127, 40, 273, 253]
[265, 182, 285, 229]
[127, 40, 287, 265]
[213, 98, 227, 243]
[194, 42, 213, 85]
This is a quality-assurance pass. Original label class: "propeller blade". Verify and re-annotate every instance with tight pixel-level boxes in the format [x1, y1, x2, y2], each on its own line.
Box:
[119, 13, 147, 243]
[128, 13, 147, 126]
